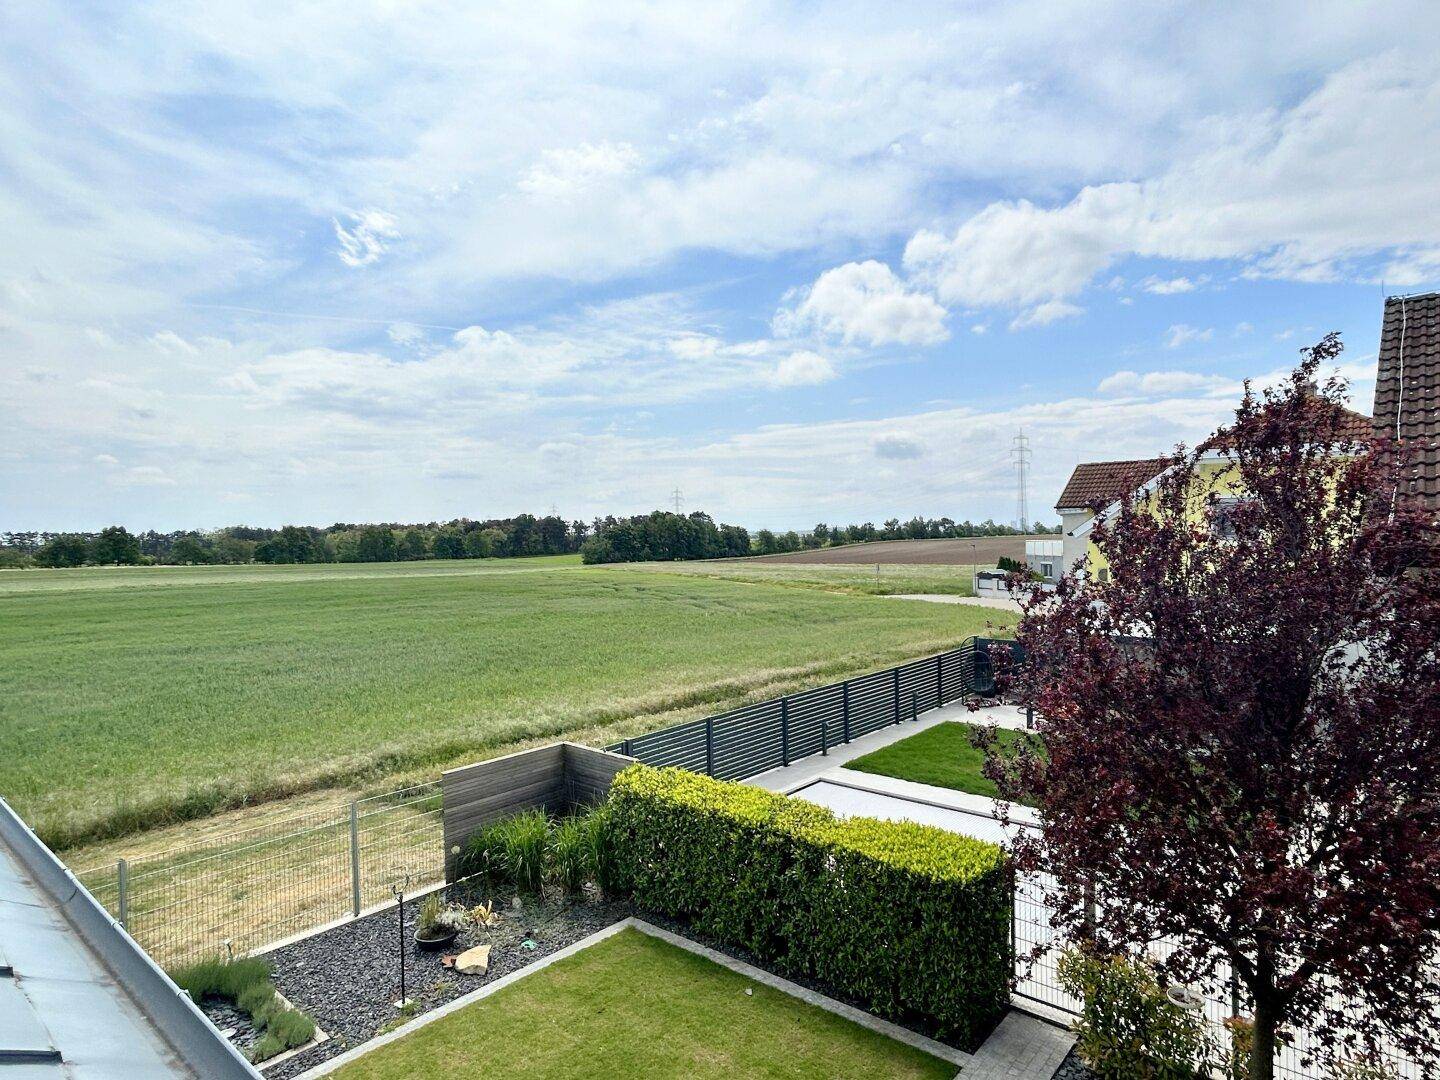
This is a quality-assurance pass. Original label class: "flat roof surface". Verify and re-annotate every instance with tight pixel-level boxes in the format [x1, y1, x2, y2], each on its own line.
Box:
[0, 841, 187, 1077]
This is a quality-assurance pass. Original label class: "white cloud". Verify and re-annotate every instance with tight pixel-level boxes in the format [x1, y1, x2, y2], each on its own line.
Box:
[1010, 300, 1084, 330]
[333, 210, 400, 268]
[873, 433, 925, 460]
[1139, 275, 1200, 294]
[518, 142, 641, 200]
[1164, 323, 1213, 348]
[150, 330, 198, 355]
[767, 350, 836, 388]
[901, 55, 1440, 312]
[775, 260, 948, 347]
[1235, 321, 1254, 335]
[906, 195, 1121, 310]
[970, 323, 989, 335]
[93, 453, 119, 466]
[388, 322, 424, 346]
[1098, 370, 1232, 396]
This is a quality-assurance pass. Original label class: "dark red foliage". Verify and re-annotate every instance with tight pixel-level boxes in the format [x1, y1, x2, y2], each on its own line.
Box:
[987, 334, 1440, 1076]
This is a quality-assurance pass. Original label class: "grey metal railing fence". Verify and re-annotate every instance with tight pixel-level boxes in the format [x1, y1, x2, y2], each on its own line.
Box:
[607, 636, 1007, 778]
[75, 782, 444, 968]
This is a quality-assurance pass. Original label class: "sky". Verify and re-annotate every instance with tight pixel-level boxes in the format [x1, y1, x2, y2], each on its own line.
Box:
[4, 2, 1440, 534]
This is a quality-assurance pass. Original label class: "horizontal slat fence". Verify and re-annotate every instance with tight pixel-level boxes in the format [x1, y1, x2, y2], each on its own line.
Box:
[609, 637, 1006, 780]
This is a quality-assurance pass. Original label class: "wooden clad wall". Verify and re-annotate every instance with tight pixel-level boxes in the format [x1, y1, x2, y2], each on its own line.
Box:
[564, 743, 633, 806]
[441, 742, 634, 878]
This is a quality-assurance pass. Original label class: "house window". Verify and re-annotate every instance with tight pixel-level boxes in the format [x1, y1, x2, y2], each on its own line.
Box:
[1212, 496, 1247, 539]
[1040, 562, 1054, 579]
[1097, 567, 1110, 583]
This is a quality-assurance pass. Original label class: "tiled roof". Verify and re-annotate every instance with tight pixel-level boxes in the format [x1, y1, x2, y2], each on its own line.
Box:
[1055, 458, 1169, 511]
[1200, 398, 1373, 451]
[1374, 292, 1440, 509]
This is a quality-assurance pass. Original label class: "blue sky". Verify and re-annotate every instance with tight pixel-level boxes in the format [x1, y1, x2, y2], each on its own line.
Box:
[4, 2, 1439, 532]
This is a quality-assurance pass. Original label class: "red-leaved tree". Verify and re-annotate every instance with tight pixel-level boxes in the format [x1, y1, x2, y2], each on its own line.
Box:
[987, 335, 1440, 1078]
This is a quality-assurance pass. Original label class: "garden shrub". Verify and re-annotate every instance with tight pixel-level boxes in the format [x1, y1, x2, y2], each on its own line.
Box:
[606, 764, 1012, 1046]
[172, 955, 315, 1063]
[550, 815, 590, 894]
[457, 804, 616, 895]
[1057, 948, 1213, 1079]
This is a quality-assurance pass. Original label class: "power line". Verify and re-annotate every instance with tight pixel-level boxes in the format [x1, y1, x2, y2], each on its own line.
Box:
[1011, 430, 1032, 532]
[671, 487, 684, 514]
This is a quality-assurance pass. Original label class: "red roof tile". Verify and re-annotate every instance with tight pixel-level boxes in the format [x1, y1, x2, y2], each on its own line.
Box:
[1374, 292, 1440, 509]
[1055, 458, 1169, 512]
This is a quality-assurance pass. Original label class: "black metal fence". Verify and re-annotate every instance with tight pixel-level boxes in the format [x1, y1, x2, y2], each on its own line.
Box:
[608, 636, 1011, 780]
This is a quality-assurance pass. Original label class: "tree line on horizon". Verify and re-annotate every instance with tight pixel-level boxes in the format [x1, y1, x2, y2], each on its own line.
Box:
[1, 512, 1057, 569]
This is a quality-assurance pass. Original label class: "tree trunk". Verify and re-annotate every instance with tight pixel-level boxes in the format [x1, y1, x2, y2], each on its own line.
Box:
[1249, 998, 1279, 1080]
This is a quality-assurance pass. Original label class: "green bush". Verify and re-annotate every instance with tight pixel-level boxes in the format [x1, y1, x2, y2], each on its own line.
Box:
[606, 764, 1012, 1046]
[582, 802, 621, 896]
[456, 819, 509, 884]
[499, 808, 550, 893]
[459, 805, 618, 895]
[550, 815, 590, 894]
[171, 955, 315, 1062]
[1058, 949, 1213, 1079]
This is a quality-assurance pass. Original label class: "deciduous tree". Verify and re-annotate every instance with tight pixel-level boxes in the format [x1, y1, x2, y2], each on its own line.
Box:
[986, 336, 1440, 1079]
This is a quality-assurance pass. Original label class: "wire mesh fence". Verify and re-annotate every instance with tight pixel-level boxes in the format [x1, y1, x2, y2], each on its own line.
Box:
[1012, 870, 1430, 1080]
[74, 782, 443, 968]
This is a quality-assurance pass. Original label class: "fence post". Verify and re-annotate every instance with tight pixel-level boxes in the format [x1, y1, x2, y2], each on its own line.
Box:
[622, 738, 632, 757]
[842, 681, 851, 743]
[911, 690, 918, 721]
[780, 698, 790, 767]
[706, 718, 715, 776]
[893, 667, 901, 724]
[821, 715, 828, 756]
[117, 858, 128, 929]
[936, 653, 943, 706]
[350, 801, 362, 916]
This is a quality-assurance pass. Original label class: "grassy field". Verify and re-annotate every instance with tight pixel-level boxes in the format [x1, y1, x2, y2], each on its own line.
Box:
[844, 721, 1036, 801]
[614, 559, 984, 596]
[1, 558, 1014, 850]
[331, 928, 954, 1080]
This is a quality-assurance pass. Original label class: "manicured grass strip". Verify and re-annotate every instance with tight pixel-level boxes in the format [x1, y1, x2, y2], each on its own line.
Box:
[844, 721, 1037, 802]
[330, 928, 954, 1080]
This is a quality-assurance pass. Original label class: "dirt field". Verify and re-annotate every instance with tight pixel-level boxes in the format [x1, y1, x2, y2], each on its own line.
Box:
[742, 536, 1050, 566]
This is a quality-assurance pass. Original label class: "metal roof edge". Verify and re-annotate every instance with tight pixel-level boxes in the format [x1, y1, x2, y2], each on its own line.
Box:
[0, 797, 260, 1079]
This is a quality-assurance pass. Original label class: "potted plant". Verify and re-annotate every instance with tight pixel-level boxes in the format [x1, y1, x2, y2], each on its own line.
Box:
[414, 895, 467, 951]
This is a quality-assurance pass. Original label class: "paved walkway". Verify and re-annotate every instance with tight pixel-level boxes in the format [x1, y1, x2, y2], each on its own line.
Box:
[962, 1012, 1075, 1079]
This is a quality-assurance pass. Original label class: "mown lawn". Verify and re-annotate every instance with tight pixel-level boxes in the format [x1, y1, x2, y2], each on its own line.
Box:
[0, 559, 1013, 848]
[844, 721, 1036, 801]
[331, 928, 954, 1080]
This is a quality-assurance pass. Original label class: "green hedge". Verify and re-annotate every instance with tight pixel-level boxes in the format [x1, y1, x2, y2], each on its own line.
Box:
[607, 765, 1012, 1046]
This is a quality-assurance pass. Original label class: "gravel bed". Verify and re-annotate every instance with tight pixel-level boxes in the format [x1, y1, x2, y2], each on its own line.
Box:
[1052, 1046, 1096, 1079]
[256, 882, 631, 1077]
[197, 998, 261, 1058]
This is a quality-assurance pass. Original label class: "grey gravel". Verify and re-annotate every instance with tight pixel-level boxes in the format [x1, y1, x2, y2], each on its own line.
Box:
[1052, 1046, 1096, 1079]
[257, 882, 630, 1077]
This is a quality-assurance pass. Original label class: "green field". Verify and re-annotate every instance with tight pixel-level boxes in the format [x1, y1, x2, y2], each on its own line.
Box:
[1, 558, 1013, 849]
[617, 559, 982, 596]
[332, 928, 953, 1080]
